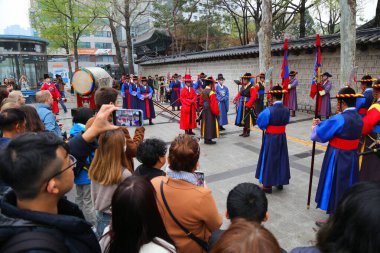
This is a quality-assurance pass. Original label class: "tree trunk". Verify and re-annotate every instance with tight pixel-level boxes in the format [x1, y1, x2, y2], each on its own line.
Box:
[340, 0, 356, 87]
[258, 0, 272, 73]
[109, 18, 125, 75]
[124, 0, 135, 74]
[205, 0, 210, 50]
[65, 46, 73, 79]
[375, 0, 380, 27]
[299, 0, 306, 38]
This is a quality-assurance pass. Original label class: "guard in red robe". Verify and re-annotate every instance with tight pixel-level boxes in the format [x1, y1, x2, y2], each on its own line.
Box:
[40, 74, 61, 114]
[180, 74, 197, 135]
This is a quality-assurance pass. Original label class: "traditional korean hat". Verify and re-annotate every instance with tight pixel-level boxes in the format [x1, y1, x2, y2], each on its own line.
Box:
[172, 73, 179, 78]
[241, 72, 254, 79]
[372, 79, 380, 89]
[202, 76, 215, 87]
[322, 72, 332, 78]
[289, 71, 297, 76]
[269, 84, 288, 94]
[259, 73, 265, 78]
[359, 74, 377, 84]
[43, 74, 51, 79]
[132, 75, 138, 80]
[141, 76, 148, 82]
[335, 86, 363, 99]
[183, 74, 193, 82]
[216, 74, 225, 81]
[198, 72, 207, 79]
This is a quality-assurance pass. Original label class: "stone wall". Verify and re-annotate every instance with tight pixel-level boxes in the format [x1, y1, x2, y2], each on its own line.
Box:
[139, 46, 380, 112]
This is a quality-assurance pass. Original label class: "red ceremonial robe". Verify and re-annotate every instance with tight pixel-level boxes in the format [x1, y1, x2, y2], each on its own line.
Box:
[180, 86, 197, 130]
[41, 83, 61, 114]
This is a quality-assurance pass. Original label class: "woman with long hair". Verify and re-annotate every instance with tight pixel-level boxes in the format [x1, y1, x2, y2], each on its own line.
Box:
[0, 108, 26, 148]
[100, 176, 176, 253]
[19, 105, 45, 132]
[89, 129, 131, 237]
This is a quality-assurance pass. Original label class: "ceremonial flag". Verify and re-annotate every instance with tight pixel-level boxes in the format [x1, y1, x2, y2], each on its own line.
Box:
[281, 38, 290, 106]
[310, 34, 321, 99]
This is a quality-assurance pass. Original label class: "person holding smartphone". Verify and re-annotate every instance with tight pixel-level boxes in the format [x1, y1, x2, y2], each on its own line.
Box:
[137, 77, 156, 125]
[151, 134, 222, 253]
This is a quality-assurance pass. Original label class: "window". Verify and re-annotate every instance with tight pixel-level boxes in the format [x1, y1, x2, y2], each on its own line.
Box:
[96, 55, 114, 62]
[95, 42, 112, 49]
[79, 55, 90, 62]
[77, 42, 91, 48]
[95, 31, 112, 37]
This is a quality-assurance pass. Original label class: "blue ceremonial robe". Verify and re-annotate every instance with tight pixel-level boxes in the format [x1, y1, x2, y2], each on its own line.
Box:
[216, 84, 229, 126]
[311, 108, 363, 213]
[137, 85, 156, 120]
[170, 80, 182, 106]
[129, 83, 139, 109]
[356, 88, 373, 116]
[255, 101, 290, 186]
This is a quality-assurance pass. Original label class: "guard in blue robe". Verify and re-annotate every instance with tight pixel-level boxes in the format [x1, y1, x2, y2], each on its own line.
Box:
[215, 74, 229, 130]
[121, 81, 132, 109]
[169, 73, 182, 110]
[311, 87, 363, 214]
[129, 76, 139, 109]
[255, 85, 290, 193]
[356, 75, 375, 116]
[137, 77, 156, 125]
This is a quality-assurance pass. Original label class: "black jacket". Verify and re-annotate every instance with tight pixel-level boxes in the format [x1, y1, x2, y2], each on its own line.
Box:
[0, 191, 101, 253]
[134, 164, 166, 181]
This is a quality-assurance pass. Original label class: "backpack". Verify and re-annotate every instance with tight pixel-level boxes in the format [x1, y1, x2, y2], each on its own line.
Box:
[0, 230, 69, 253]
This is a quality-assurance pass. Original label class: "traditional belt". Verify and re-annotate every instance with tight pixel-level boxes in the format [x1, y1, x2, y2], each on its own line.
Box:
[172, 88, 180, 91]
[329, 137, 359, 150]
[358, 108, 368, 115]
[266, 125, 286, 134]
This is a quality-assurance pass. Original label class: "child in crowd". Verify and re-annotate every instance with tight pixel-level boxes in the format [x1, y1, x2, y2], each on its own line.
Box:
[69, 107, 96, 226]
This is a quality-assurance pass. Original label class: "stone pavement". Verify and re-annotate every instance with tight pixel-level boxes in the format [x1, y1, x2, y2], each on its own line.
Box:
[58, 94, 328, 251]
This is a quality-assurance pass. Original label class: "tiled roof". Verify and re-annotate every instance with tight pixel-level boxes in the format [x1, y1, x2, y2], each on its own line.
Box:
[137, 28, 380, 66]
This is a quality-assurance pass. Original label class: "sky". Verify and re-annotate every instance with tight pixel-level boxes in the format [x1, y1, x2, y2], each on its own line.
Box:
[0, 0, 378, 35]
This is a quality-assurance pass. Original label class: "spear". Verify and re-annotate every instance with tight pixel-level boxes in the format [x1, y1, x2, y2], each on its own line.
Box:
[307, 34, 322, 209]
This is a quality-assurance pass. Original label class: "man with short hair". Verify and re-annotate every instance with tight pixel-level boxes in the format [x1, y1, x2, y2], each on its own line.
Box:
[36, 90, 62, 138]
[0, 104, 119, 253]
[208, 183, 269, 248]
[94, 87, 119, 110]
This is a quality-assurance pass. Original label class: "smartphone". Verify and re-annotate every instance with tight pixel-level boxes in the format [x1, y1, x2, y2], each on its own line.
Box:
[112, 109, 144, 127]
[194, 171, 205, 187]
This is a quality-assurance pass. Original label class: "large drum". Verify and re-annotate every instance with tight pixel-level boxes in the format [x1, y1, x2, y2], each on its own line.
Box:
[72, 67, 112, 96]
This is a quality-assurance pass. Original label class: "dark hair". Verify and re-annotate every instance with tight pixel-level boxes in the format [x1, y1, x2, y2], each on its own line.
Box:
[168, 134, 200, 172]
[338, 86, 356, 107]
[360, 75, 373, 87]
[73, 107, 94, 125]
[0, 108, 26, 132]
[19, 105, 45, 132]
[105, 176, 175, 253]
[136, 138, 167, 167]
[271, 85, 283, 100]
[210, 219, 281, 253]
[317, 182, 380, 253]
[227, 183, 268, 222]
[0, 132, 68, 199]
[95, 87, 118, 110]
[0, 86, 9, 105]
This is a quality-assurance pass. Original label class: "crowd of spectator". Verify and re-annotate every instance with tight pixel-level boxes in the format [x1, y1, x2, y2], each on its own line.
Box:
[0, 86, 379, 253]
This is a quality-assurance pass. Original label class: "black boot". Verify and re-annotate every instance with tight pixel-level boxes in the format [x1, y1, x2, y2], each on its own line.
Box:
[239, 128, 246, 136]
[219, 126, 226, 131]
[204, 139, 216, 145]
[185, 130, 189, 135]
[291, 110, 296, 117]
[243, 129, 250, 137]
[172, 106, 175, 111]
[188, 129, 195, 135]
[177, 106, 180, 111]
[149, 119, 154, 125]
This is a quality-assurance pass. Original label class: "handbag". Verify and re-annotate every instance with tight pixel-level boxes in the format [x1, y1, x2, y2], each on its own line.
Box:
[160, 181, 209, 251]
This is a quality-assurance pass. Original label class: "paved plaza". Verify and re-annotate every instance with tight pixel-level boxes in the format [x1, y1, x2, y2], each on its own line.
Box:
[59, 94, 329, 251]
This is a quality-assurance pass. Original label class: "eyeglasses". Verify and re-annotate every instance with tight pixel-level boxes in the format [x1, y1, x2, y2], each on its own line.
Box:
[45, 154, 77, 183]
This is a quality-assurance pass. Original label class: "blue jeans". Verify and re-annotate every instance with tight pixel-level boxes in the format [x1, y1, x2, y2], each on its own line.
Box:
[59, 91, 67, 112]
[96, 211, 112, 237]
